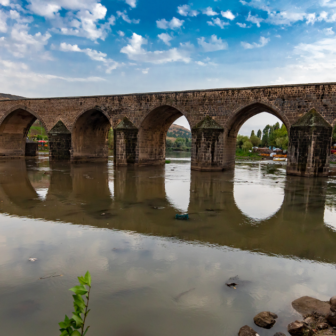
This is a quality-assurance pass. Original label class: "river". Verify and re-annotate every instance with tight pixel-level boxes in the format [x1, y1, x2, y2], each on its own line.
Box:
[0, 153, 336, 336]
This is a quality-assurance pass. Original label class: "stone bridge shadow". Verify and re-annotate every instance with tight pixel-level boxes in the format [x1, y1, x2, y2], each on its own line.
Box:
[0, 160, 335, 263]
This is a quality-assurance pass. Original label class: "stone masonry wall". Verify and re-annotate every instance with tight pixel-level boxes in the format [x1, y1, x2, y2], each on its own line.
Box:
[0, 83, 336, 172]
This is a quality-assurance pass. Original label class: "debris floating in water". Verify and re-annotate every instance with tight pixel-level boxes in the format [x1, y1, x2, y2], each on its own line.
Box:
[40, 274, 63, 280]
[226, 282, 237, 289]
[175, 214, 189, 220]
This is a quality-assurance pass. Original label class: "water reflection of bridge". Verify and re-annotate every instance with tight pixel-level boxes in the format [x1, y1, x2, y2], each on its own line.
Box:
[0, 159, 334, 264]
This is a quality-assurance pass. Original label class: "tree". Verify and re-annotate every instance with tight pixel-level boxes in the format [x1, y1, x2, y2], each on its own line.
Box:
[250, 130, 255, 137]
[236, 135, 249, 149]
[250, 135, 261, 147]
[166, 139, 173, 149]
[242, 140, 252, 151]
[332, 126, 336, 144]
[268, 126, 276, 147]
[261, 125, 270, 147]
[257, 129, 262, 139]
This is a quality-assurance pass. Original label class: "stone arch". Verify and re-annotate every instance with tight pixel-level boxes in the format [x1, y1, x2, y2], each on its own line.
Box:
[223, 102, 291, 170]
[0, 106, 47, 157]
[71, 107, 112, 162]
[137, 105, 191, 166]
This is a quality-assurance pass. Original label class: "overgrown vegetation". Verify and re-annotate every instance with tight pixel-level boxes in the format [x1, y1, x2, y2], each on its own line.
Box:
[108, 128, 114, 150]
[28, 121, 48, 141]
[166, 137, 191, 151]
[237, 122, 288, 152]
[59, 271, 92, 336]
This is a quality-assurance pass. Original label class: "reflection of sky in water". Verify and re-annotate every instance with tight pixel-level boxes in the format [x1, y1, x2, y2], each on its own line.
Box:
[324, 207, 336, 231]
[234, 184, 284, 220]
[165, 160, 190, 213]
[234, 163, 284, 220]
[35, 188, 48, 201]
[109, 181, 114, 198]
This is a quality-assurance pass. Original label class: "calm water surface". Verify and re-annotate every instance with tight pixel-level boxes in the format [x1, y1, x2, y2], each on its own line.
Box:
[1, 153, 336, 336]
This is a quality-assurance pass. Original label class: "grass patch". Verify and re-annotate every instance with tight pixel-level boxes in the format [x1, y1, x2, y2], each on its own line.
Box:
[165, 160, 171, 164]
[235, 149, 260, 159]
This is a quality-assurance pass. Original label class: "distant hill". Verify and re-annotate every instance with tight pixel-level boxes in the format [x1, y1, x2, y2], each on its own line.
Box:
[167, 124, 191, 139]
[0, 93, 25, 101]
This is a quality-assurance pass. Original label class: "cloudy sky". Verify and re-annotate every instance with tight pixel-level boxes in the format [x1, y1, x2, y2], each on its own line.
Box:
[0, 0, 335, 133]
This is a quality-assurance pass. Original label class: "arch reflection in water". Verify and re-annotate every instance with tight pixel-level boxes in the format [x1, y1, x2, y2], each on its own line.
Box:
[165, 154, 191, 214]
[323, 180, 336, 231]
[233, 163, 285, 221]
[0, 158, 336, 263]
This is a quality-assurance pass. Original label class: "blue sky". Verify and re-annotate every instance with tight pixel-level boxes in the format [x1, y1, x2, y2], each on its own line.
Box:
[0, 0, 336, 132]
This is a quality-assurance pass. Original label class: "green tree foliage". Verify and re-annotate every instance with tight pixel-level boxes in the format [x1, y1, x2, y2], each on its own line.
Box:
[250, 135, 261, 147]
[242, 140, 252, 151]
[332, 126, 336, 144]
[108, 128, 114, 150]
[166, 137, 191, 151]
[237, 122, 288, 150]
[59, 271, 92, 336]
[236, 135, 249, 149]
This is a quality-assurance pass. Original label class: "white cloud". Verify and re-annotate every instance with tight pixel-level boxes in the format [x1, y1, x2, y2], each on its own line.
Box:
[156, 17, 184, 30]
[321, 0, 336, 7]
[237, 22, 248, 28]
[125, 0, 136, 8]
[203, 7, 218, 16]
[0, 23, 51, 58]
[27, 0, 115, 41]
[0, 0, 10, 6]
[0, 57, 104, 95]
[137, 68, 149, 74]
[241, 36, 270, 49]
[59, 42, 119, 73]
[294, 37, 336, 60]
[118, 30, 125, 37]
[117, 10, 140, 24]
[177, 5, 198, 17]
[324, 27, 334, 35]
[0, 10, 7, 33]
[158, 33, 173, 46]
[207, 17, 230, 28]
[120, 33, 192, 64]
[275, 37, 336, 84]
[266, 11, 305, 25]
[221, 10, 235, 20]
[246, 12, 263, 27]
[197, 35, 228, 52]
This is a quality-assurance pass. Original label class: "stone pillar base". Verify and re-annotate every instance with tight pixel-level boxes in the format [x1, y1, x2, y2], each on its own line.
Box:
[114, 118, 138, 166]
[287, 109, 332, 178]
[48, 121, 71, 160]
[25, 142, 38, 157]
[191, 116, 224, 171]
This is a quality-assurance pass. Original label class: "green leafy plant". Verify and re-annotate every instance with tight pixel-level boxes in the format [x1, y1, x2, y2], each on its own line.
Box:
[59, 271, 92, 336]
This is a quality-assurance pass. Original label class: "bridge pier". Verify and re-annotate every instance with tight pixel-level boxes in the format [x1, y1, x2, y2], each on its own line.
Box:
[48, 121, 71, 160]
[191, 116, 224, 171]
[287, 109, 332, 177]
[114, 117, 138, 166]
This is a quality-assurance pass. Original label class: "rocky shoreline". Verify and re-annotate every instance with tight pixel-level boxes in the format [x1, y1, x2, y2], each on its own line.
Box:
[238, 296, 336, 336]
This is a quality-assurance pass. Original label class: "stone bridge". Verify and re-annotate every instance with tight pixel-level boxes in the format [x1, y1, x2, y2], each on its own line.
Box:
[0, 82, 335, 177]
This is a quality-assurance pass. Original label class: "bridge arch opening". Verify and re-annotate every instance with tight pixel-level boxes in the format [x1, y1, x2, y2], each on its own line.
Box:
[72, 108, 111, 162]
[0, 108, 47, 158]
[138, 105, 191, 166]
[223, 103, 290, 170]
